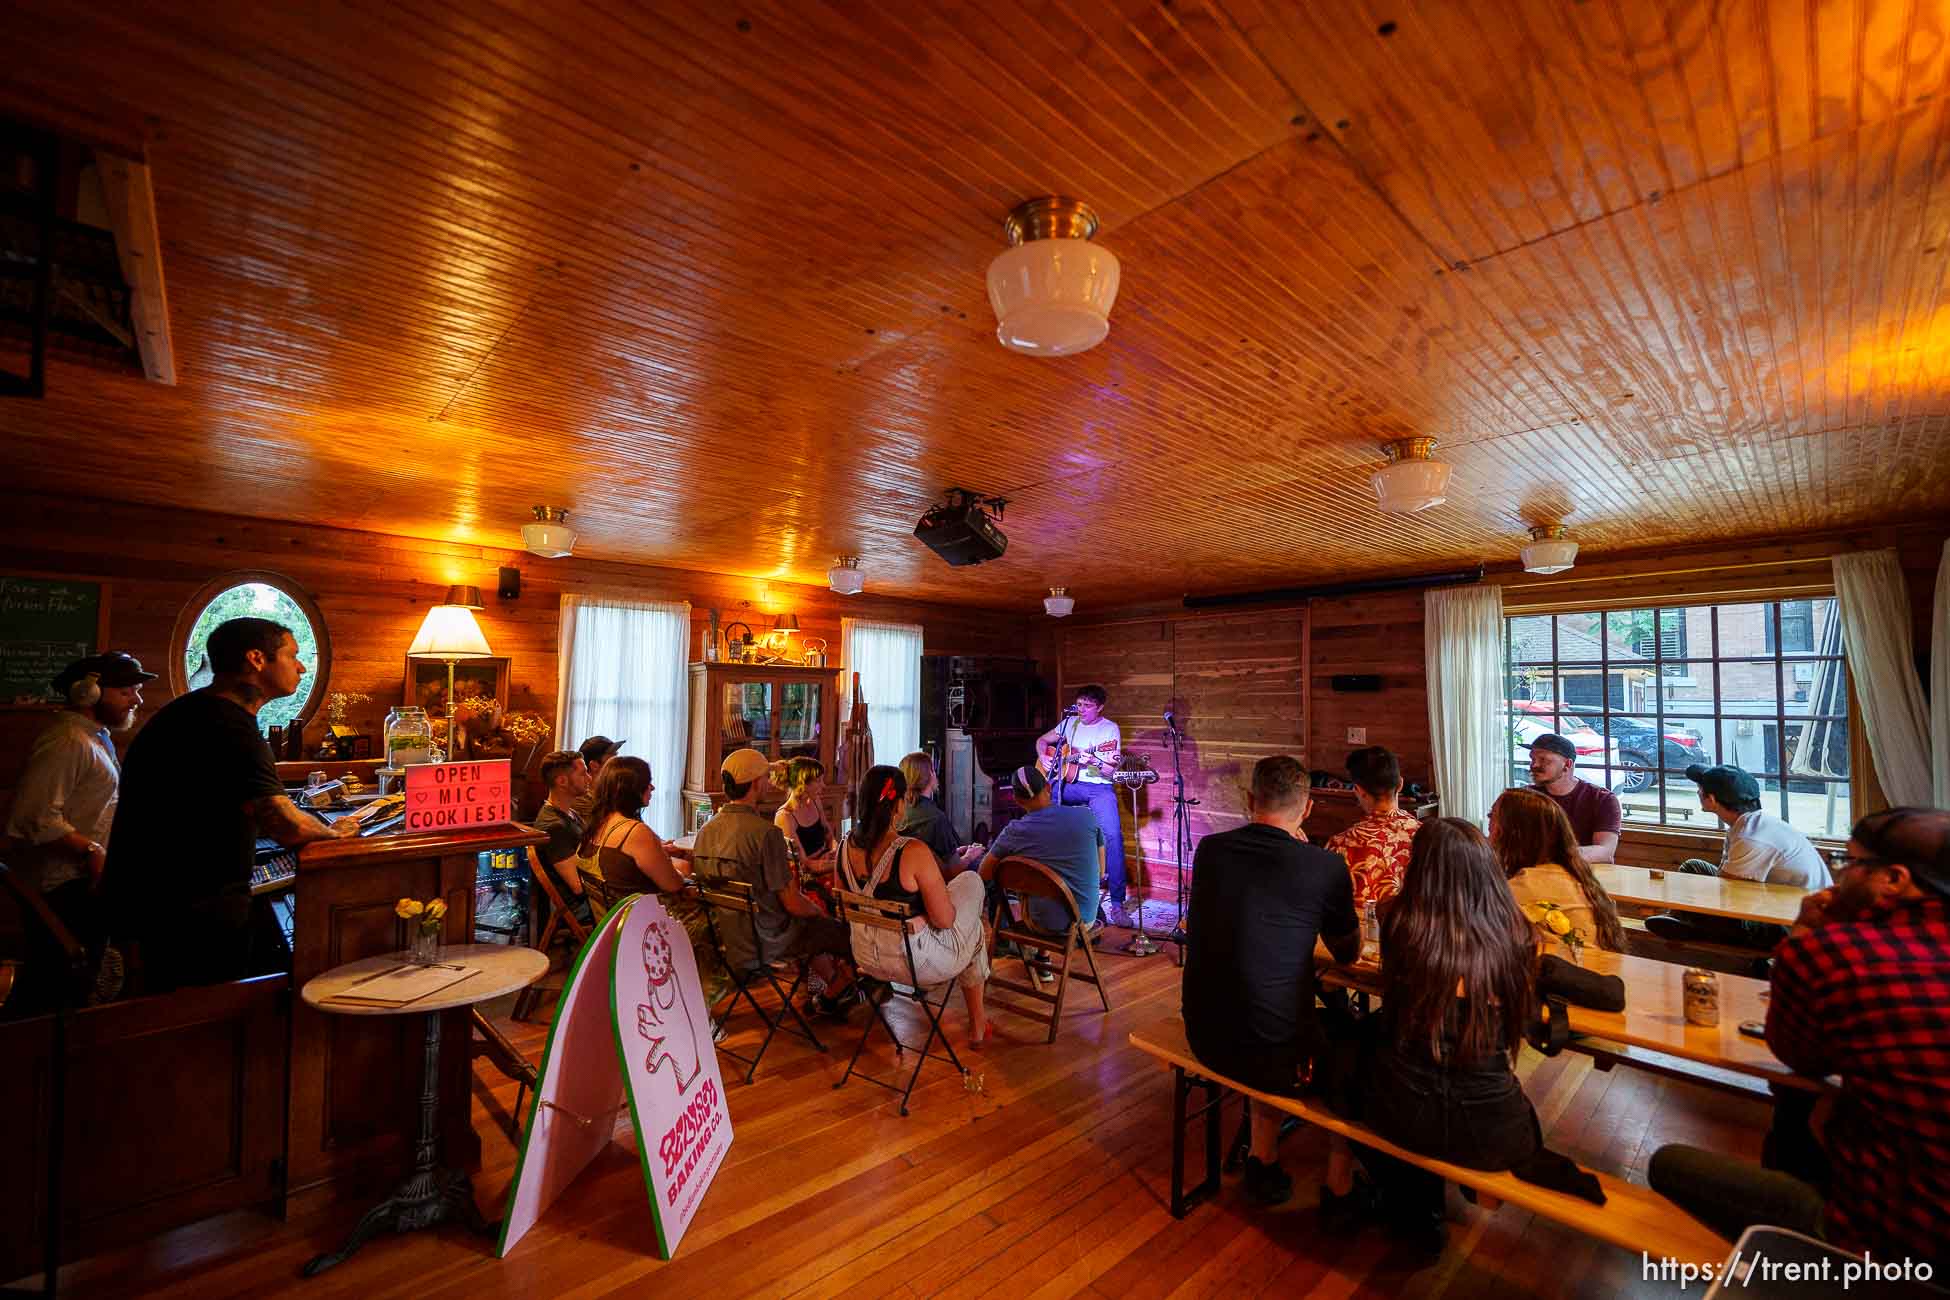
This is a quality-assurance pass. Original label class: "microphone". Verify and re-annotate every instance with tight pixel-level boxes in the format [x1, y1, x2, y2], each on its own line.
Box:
[1063, 704, 1080, 716]
[1163, 709, 1178, 730]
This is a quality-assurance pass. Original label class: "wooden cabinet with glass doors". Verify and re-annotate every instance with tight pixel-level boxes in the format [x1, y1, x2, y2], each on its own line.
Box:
[683, 661, 844, 833]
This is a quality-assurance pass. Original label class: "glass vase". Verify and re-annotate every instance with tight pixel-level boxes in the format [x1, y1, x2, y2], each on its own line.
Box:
[409, 927, 442, 966]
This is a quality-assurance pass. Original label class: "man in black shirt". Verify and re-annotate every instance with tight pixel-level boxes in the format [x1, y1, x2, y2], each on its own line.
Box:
[1182, 755, 1360, 1205]
[105, 617, 357, 991]
[530, 749, 593, 925]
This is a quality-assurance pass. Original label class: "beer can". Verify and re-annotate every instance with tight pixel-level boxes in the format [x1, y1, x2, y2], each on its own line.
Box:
[1683, 967, 1720, 1028]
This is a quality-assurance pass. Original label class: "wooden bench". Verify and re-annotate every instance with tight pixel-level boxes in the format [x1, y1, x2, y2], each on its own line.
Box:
[1128, 1015, 1731, 1267]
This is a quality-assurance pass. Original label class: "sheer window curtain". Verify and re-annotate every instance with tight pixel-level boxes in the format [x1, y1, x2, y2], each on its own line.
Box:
[556, 594, 691, 837]
[1424, 584, 1506, 829]
[1834, 549, 1934, 808]
[841, 618, 922, 777]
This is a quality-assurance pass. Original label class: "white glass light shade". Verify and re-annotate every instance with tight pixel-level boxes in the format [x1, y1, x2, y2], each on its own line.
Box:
[408, 604, 494, 659]
[986, 240, 1121, 356]
[521, 520, 577, 558]
[1371, 458, 1453, 514]
[1043, 587, 1075, 618]
[827, 560, 864, 596]
[1521, 538, 1580, 575]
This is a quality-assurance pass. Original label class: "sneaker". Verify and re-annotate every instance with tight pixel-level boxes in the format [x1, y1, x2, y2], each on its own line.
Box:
[1242, 1155, 1294, 1206]
[1102, 900, 1134, 929]
[94, 945, 126, 1004]
[711, 1017, 728, 1044]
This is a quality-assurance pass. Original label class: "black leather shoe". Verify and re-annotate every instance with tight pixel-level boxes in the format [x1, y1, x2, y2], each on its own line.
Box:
[1243, 1155, 1294, 1206]
[1318, 1175, 1380, 1227]
[1643, 913, 1697, 942]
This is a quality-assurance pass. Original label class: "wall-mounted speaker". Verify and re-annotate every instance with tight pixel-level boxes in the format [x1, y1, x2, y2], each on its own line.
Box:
[1331, 673, 1382, 693]
[498, 566, 521, 600]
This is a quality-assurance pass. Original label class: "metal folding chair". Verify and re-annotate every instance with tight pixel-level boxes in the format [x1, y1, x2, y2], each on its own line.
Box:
[691, 877, 827, 1083]
[988, 856, 1112, 1043]
[830, 888, 967, 1115]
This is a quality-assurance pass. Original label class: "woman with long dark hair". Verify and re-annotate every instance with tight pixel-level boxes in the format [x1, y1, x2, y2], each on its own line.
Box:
[1354, 818, 1545, 1249]
[574, 755, 725, 1005]
[1489, 787, 1626, 952]
[838, 763, 993, 1049]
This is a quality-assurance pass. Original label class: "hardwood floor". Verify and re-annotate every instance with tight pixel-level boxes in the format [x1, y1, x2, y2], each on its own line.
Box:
[42, 948, 1761, 1298]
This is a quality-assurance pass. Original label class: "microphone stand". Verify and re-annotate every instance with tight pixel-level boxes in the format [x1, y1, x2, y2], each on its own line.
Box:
[1120, 776, 1159, 957]
[1164, 716, 1196, 966]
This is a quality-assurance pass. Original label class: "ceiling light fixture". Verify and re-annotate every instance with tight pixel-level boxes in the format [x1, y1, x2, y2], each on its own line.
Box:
[986, 197, 1121, 357]
[1370, 438, 1452, 514]
[1043, 586, 1076, 618]
[827, 556, 864, 596]
[521, 505, 577, 558]
[1520, 524, 1580, 575]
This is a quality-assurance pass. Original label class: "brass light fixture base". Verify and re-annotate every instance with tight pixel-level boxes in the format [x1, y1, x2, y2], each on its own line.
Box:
[1003, 197, 1101, 246]
[1528, 523, 1569, 543]
[1380, 436, 1440, 463]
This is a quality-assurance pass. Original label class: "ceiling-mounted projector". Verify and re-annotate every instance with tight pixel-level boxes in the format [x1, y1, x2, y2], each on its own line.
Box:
[914, 489, 1008, 566]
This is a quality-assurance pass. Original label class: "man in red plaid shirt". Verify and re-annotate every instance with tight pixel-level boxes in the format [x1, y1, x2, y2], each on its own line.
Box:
[1648, 807, 1950, 1267]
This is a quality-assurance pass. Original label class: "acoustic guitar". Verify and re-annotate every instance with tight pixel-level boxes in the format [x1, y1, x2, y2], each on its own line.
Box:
[1041, 737, 1119, 785]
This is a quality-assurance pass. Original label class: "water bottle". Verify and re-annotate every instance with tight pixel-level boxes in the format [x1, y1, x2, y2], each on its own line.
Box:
[1361, 899, 1380, 957]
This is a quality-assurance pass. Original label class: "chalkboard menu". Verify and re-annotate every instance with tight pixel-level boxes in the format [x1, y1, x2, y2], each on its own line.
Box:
[0, 575, 107, 706]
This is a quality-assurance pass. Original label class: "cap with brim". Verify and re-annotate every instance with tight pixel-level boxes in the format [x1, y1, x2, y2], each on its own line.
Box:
[1686, 763, 1760, 805]
[578, 736, 624, 764]
[54, 651, 157, 694]
[1528, 733, 1578, 761]
[721, 747, 771, 785]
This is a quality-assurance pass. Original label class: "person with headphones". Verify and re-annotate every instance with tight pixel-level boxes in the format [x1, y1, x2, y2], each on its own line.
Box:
[6, 652, 156, 978]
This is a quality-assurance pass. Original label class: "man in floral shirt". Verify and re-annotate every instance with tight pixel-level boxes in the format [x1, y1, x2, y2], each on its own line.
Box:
[1324, 747, 1421, 909]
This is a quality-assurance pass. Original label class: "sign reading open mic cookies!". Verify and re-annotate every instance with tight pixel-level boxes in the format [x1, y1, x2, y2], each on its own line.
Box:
[498, 893, 733, 1261]
[403, 758, 511, 831]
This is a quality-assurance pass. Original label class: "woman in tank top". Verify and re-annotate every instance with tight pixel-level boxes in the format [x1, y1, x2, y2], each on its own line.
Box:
[772, 756, 835, 870]
[576, 756, 726, 1006]
[839, 763, 993, 1049]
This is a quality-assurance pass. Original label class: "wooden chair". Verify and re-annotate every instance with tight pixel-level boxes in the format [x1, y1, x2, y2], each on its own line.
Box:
[468, 1008, 538, 1138]
[691, 877, 827, 1083]
[510, 845, 590, 1022]
[988, 856, 1111, 1043]
[830, 888, 966, 1115]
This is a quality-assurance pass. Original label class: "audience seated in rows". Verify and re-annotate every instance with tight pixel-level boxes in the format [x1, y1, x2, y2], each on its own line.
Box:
[1490, 787, 1626, 953]
[1180, 755, 1359, 1206]
[691, 747, 855, 1017]
[1649, 807, 1950, 1271]
[1323, 745, 1419, 910]
[839, 763, 992, 1049]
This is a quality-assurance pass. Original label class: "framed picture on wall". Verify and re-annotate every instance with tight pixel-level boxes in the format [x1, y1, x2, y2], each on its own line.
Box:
[405, 656, 511, 718]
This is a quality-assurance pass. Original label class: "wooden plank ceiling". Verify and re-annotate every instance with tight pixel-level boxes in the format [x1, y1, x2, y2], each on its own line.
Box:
[0, 0, 1946, 610]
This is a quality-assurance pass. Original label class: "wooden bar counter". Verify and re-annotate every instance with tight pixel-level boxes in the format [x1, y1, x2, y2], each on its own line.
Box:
[286, 820, 542, 1211]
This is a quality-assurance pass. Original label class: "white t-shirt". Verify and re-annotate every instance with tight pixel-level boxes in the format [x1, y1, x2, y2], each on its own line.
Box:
[1719, 810, 1832, 888]
[1057, 717, 1121, 784]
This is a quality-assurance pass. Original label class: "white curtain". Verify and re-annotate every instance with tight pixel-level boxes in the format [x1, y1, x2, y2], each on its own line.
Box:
[1833, 550, 1933, 809]
[1933, 540, 1950, 806]
[841, 618, 922, 777]
[556, 593, 691, 837]
[1424, 583, 1506, 828]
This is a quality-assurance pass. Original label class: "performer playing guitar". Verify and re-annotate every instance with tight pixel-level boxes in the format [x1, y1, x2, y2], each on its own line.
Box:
[1036, 685, 1132, 928]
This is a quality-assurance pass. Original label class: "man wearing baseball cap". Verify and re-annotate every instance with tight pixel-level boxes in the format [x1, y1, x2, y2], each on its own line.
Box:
[6, 652, 155, 966]
[689, 746, 856, 1018]
[1527, 733, 1621, 863]
[1645, 763, 1831, 948]
[572, 735, 625, 819]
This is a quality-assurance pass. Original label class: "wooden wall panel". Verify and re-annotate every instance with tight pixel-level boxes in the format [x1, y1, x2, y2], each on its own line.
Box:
[1305, 590, 1433, 793]
[0, 492, 1035, 817]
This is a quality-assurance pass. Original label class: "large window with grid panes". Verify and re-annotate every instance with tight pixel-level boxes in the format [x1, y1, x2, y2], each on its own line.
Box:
[1503, 598, 1850, 839]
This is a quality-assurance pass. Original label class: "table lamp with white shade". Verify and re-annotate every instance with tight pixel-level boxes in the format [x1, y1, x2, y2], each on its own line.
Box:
[408, 588, 493, 752]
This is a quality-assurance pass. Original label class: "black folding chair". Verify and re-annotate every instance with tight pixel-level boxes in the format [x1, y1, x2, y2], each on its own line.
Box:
[691, 877, 826, 1083]
[830, 888, 967, 1116]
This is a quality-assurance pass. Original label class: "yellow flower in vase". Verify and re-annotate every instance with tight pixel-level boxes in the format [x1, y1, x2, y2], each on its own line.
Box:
[425, 898, 449, 925]
[395, 898, 424, 920]
[1526, 900, 1587, 962]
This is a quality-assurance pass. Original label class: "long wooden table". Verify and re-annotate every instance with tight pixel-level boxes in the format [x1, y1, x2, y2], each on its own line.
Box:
[1597, 863, 1807, 926]
[1316, 943, 1826, 1092]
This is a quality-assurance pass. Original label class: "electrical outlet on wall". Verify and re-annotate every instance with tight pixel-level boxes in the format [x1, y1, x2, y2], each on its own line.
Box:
[1346, 727, 1367, 744]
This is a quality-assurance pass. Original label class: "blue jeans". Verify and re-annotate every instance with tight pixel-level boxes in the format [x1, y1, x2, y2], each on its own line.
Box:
[1060, 780, 1124, 904]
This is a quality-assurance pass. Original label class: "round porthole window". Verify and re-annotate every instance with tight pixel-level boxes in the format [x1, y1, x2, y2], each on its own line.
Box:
[170, 571, 331, 734]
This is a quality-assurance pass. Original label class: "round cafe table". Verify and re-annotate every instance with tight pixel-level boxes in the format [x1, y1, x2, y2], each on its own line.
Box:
[299, 943, 547, 1277]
